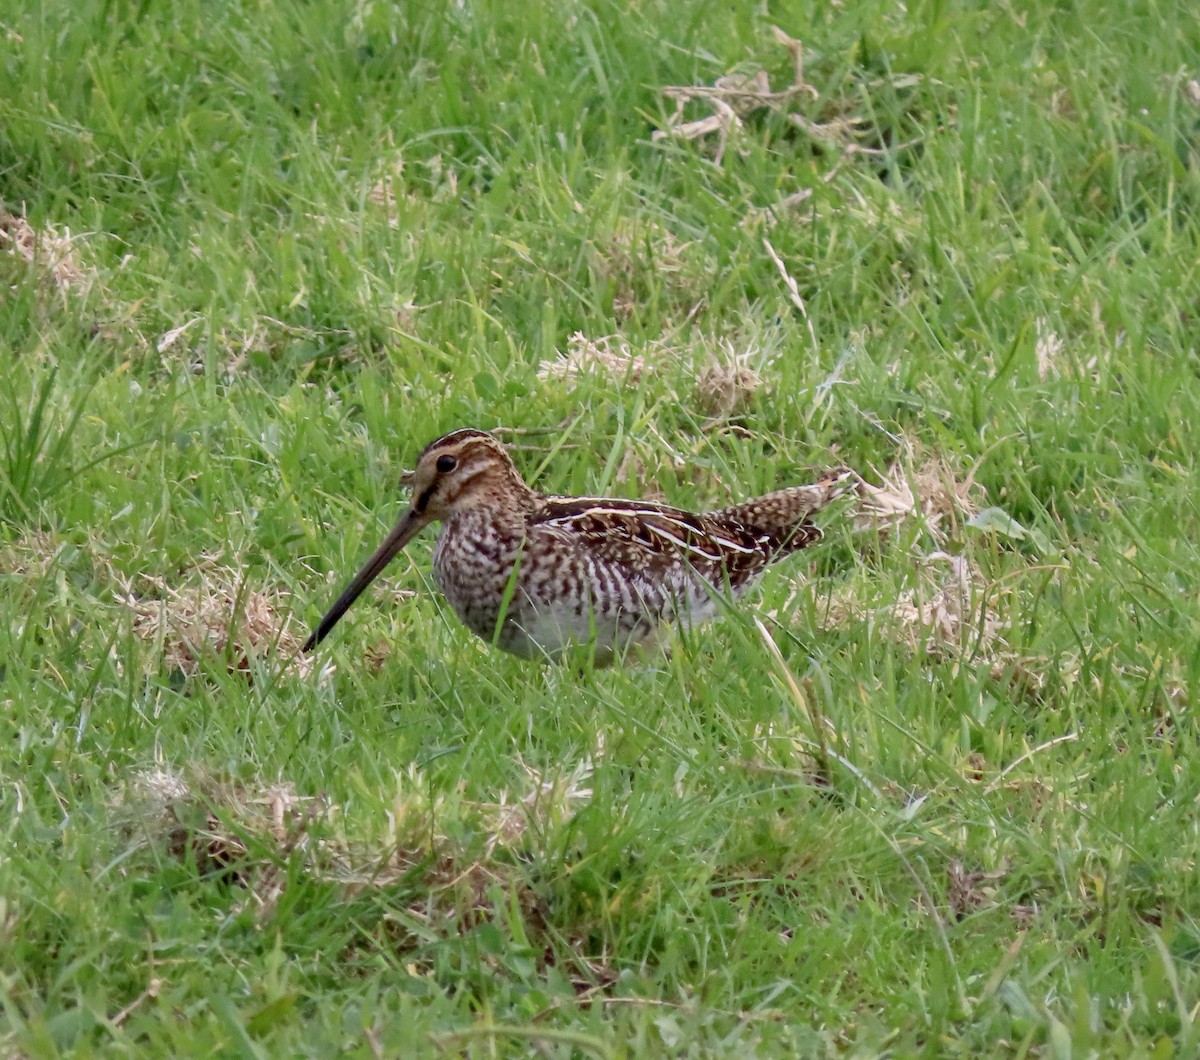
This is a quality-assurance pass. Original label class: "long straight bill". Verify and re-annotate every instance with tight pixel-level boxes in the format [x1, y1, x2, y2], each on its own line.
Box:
[302, 509, 425, 651]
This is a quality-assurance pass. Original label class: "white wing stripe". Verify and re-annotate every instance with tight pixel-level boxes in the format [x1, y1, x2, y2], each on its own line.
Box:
[544, 504, 674, 525]
[708, 532, 759, 555]
[543, 503, 760, 560]
[642, 522, 724, 562]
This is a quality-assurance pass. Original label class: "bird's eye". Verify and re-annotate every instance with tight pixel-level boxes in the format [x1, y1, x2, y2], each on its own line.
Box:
[436, 454, 458, 473]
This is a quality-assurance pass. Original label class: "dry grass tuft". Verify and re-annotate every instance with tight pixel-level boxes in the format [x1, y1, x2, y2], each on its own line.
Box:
[1, 207, 89, 291]
[908, 458, 983, 539]
[538, 331, 653, 385]
[115, 760, 597, 965]
[0, 531, 62, 577]
[807, 449, 1045, 668]
[593, 216, 703, 321]
[1034, 319, 1065, 380]
[945, 858, 1012, 922]
[118, 562, 311, 679]
[851, 450, 983, 543]
[816, 550, 1012, 661]
[850, 466, 918, 533]
[118, 767, 331, 915]
[693, 339, 766, 418]
[654, 26, 926, 165]
[471, 758, 595, 856]
[539, 331, 774, 419]
[885, 551, 1007, 657]
[367, 156, 412, 226]
[653, 28, 817, 166]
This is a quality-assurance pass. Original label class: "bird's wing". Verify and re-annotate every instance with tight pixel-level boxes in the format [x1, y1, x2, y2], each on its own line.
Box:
[531, 496, 771, 582]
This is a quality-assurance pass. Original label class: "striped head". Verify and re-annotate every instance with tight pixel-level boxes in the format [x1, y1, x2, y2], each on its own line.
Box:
[403, 428, 532, 520]
[302, 428, 532, 651]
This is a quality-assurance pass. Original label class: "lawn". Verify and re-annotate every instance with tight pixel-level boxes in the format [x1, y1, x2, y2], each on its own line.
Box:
[1, 0, 1198, 1055]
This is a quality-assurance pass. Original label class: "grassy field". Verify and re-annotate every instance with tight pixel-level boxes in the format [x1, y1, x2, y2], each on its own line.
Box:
[2, 0, 1199, 1054]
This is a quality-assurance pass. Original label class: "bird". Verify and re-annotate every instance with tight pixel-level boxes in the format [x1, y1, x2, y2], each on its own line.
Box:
[302, 428, 858, 662]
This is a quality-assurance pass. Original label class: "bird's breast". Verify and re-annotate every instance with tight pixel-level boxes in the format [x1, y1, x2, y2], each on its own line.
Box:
[432, 515, 522, 620]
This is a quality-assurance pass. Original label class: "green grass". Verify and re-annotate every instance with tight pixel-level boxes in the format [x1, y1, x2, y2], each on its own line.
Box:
[2, 0, 1199, 1054]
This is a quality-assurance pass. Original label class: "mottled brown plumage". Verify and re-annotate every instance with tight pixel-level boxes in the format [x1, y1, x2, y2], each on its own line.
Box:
[304, 428, 856, 661]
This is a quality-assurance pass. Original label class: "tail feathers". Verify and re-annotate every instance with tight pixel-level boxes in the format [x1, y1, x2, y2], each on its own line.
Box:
[708, 468, 859, 556]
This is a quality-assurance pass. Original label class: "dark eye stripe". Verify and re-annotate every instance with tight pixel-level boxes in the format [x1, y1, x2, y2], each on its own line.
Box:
[415, 485, 438, 512]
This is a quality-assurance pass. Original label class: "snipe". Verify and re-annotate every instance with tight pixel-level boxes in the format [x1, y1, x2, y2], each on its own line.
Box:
[303, 429, 857, 661]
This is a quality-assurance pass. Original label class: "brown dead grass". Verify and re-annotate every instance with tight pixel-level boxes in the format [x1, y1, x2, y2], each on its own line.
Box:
[117, 561, 311, 679]
[115, 760, 604, 982]
[1034, 319, 1066, 381]
[152, 315, 358, 379]
[693, 338, 766, 418]
[120, 768, 328, 913]
[0, 530, 62, 577]
[593, 216, 707, 323]
[885, 552, 1006, 656]
[802, 449, 1047, 670]
[538, 331, 770, 421]
[820, 547, 1015, 663]
[1031, 318, 1107, 383]
[366, 155, 412, 226]
[121, 760, 594, 895]
[470, 758, 595, 857]
[538, 332, 652, 385]
[1, 207, 89, 291]
[945, 859, 1012, 926]
[850, 449, 984, 542]
[653, 26, 927, 166]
